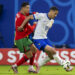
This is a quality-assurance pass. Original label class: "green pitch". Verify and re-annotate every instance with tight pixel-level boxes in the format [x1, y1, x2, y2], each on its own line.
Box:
[0, 65, 75, 75]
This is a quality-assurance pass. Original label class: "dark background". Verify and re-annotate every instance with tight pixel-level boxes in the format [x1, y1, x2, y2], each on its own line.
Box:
[0, 0, 75, 48]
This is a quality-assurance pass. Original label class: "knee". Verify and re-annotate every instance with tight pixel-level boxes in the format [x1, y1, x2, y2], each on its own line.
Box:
[51, 48, 56, 54]
[25, 51, 33, 58]
[45, 47, 56, 55]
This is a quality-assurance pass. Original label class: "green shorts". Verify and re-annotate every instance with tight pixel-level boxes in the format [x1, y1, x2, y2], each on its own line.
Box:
[15, 37, 33, 53]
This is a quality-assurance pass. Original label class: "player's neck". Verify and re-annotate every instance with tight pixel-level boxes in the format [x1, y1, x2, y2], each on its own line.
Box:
[20, 10, 26, 16]
[48, 13, 53, 19]
[48, 13, 51, 19]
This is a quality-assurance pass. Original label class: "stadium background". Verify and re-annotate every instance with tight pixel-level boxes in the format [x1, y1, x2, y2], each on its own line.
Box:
[0, 0, 75, 48]
[0, 1, 75, 75]
[0, 0, 75, 65]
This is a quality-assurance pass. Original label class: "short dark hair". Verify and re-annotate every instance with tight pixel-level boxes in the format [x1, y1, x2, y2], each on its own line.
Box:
[21, 2, 29, 8]
[50, 6, 58, 11]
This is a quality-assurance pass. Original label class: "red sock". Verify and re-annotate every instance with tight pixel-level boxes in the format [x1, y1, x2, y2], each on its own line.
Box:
[16, 55, 29, 66]
[29, 53, 36, 65]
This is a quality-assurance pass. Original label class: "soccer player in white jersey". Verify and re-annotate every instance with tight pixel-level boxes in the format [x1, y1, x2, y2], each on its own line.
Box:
[18, 6, 73, 73]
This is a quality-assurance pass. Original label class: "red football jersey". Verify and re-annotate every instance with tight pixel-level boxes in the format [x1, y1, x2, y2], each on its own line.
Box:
[15, 12, 35, 40]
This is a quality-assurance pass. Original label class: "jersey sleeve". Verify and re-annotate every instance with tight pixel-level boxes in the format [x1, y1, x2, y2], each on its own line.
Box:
[15, 13, 25, 29]
[33, 13, 45, 20]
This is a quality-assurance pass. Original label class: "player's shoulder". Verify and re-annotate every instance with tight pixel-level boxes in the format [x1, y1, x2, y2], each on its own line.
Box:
[44, 13, 54, 21]
[16, 12, 21, 16]
[41, 13, 50, 19]
[16, 12, 26, 19]
[38, 13, 47, 18]
[16, 12, 21, 18]
[38, 13, 46, 15]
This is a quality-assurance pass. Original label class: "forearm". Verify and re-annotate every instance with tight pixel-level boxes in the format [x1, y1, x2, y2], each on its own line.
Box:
[21, 15, 34, 28]
[17, 15, 34, 32]
[21, 17, 31, 28]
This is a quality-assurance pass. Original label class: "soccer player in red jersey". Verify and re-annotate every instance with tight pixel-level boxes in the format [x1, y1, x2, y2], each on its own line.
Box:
[10, 2, 37, 74]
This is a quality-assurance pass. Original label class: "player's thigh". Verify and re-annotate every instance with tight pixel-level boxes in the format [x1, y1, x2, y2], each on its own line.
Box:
[15, 39, 24, 53]
[33, 39, 46, 51]
[23, 38, 33, 51]
[23, 38, 33, 58]
[27, 38, 37, 53]
[45, 39, 53, 47]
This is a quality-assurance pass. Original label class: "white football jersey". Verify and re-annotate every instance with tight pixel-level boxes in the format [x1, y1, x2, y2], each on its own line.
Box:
[33, 13, 54, 39]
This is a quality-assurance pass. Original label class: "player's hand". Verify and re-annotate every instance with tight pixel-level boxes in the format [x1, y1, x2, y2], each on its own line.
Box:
[17, 26, 24, 32]
[29, 15, 34, 19]
[33, 22, 37, 24]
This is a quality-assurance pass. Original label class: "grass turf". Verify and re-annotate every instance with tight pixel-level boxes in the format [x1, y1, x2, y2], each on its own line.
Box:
[0, 65, 75, 75]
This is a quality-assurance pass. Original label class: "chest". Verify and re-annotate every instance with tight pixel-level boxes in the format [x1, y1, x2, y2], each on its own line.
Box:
[41, 19, 51, 30]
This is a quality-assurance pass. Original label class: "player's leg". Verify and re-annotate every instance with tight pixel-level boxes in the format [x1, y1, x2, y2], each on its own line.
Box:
[20, 38, 37, 73]
[18, 45, 36, 73]
[28, 53, 36, 72]
[33, 39, 52, 73]
[44, 38, 73, 70]
[45, 45, 64, 65]
[21, 47, 36, 73]
[34, 40, 54, 73]
[36, 45, 73, 73]
[28, 33, 36, 72]
[28, 42, 37, 72]
[11, 38, 34, 74]
[44, 45, 73, 71]
[37, 39, 64, 67]
[34, 39, 73, 73]
[29, 53, 35, 66]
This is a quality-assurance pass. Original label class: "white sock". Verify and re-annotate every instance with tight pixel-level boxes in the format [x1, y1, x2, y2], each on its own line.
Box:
[28, 65, 35, 71]
[29, 65, 33, 68]
[12, 64, 17, 67]
[38, 56, 50, 67]
[53, 54, 65, 65]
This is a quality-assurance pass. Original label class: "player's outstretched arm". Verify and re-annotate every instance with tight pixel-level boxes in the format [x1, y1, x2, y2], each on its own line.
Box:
[18, 15, 34, 32]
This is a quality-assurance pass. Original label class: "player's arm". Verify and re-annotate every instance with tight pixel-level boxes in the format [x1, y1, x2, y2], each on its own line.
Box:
[18, 16, 33, 31]
[28, 22, 37, 32]
[18, 13, 43, 31]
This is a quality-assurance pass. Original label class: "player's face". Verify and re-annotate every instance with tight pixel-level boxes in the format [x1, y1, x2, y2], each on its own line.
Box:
[49, 10, 58, 19]
[23, 5, 30, 14]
